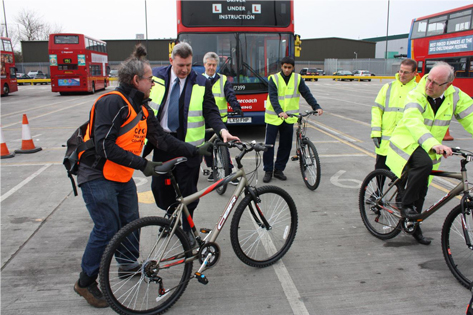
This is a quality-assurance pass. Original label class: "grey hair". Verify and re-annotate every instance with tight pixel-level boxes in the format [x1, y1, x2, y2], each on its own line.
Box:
[171, 42, 193, 59]
[203, 52, 219, 65]
[118, 44, 150, 85]
[431, 61, 455, 82]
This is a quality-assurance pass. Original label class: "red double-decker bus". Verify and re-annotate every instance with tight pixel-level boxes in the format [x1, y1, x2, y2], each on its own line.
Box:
[408, 4, 473, 97]
[49, 33, 109, 95]
[1, 37, 18, 96]
[176, 0, 299, 125]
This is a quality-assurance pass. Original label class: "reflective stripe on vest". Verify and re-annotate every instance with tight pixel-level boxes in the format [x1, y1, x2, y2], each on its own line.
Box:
[211, 75, 228, 122]
[149, 76, 206, 146]
[84, 91, 148, 183]
[265, 73, 300, 125]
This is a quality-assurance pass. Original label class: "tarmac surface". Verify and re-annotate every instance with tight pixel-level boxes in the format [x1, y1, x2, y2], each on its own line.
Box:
[1, 79, 472, 315]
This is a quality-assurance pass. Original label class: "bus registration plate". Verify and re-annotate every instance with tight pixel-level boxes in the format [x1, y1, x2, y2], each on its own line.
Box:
[227, 117, 252, 124]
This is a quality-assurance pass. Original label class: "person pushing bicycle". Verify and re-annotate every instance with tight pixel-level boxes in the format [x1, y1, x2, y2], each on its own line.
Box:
[386, 61, 473, 245]
[263, 56, 323, 183]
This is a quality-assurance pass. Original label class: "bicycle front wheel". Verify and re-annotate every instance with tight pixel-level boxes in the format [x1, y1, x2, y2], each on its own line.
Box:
[100, 216, 193, 315]
[359, 169, 402, 239]
[213, 144, 230, 195]
[299, 139, 321, 190]
[230, 185, 298, 267]
[441, 205, 473, 289]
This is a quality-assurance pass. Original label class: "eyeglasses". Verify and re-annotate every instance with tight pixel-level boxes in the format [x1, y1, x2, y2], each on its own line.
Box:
[141, 75, 156, 83]
[398, 70, 413, 75]
[426, 76, 449, 87]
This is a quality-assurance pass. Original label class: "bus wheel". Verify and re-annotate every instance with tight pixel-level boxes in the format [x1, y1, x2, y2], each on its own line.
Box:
[3, 84, 9, 96]
[91, 82, 95, 94]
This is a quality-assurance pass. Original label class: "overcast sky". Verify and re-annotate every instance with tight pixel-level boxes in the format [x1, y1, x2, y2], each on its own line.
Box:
[2, 0, 472, 42]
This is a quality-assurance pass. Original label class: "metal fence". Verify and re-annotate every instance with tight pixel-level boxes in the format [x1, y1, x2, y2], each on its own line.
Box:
[18, 59, 402, 77]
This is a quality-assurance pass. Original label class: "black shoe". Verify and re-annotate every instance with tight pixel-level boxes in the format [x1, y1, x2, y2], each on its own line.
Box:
[274, 170, 287, 180]
[413, 227, 431, 245]
[207, 171, 214, 181]
[366, 194, 377, 205]
[263, 171, 272, 183]
[402, 206, 421, 220]
[230, 178, 240, 186]
[74, 280, 109, 308]
[118, 264, 142, 280]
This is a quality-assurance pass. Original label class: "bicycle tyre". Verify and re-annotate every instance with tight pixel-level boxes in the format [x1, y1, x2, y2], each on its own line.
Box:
[213, 144, 230, 195]
[359, 169, 402, 240]
[230, 185, 298, 267]
[299, 139, 321, 191]
[100, 216, 193, 315]
[441, 204, 473, 289]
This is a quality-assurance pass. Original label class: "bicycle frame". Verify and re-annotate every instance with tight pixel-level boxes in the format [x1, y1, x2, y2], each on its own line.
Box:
[378, 155, 472, 224]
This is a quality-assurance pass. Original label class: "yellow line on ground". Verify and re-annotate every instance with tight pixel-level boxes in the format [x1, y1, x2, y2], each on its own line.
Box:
[325, 112, 371, 127]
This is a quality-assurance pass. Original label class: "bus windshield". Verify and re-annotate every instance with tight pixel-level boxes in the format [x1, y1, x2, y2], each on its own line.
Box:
[179, 32, 292, 93]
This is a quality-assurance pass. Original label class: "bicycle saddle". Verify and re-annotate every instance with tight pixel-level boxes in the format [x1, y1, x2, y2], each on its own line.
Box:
[154, 157, 187, 174]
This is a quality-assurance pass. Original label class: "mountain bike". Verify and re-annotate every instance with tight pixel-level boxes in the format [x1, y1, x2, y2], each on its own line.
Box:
[289, 110, 321, 190]
[100, 141, 298, 315]
[358, 147, 473, 288]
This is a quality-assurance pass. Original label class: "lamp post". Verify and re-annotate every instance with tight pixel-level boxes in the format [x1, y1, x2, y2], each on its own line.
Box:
[354, 51, 357, 59]
[385, 0, 390, 59]
[145, 0, 149, 52]
[2, 0, 8, 37]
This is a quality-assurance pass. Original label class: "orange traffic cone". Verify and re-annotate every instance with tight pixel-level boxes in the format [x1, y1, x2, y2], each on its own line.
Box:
[0, 125, 15, 159]
[443, 128, 454, 141]
[14, 114, 42, 154]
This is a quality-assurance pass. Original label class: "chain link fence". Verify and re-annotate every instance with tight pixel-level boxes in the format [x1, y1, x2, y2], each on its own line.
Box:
[296, 58, 402, 76]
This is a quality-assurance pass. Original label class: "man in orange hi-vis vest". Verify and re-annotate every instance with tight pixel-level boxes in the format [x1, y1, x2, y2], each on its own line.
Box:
[73, 44, 212, 309]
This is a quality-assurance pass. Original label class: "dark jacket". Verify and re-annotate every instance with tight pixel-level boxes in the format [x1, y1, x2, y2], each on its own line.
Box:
[77, 84, 197, 185]
[268, 72, 322, 115]
[148, 66, 226, 167]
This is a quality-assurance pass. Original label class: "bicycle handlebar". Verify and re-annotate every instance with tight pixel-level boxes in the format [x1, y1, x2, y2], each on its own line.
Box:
[287, 110, 318, 118]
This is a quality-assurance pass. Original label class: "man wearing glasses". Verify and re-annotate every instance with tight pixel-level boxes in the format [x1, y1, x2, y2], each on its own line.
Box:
[386, 61, 473, 245]
[371, 58, 418, 170]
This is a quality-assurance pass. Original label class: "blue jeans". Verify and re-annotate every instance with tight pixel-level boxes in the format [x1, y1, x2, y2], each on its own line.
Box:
[80, 178, 139, 279]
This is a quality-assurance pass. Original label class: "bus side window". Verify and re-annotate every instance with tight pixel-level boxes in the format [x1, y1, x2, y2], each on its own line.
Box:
[10, 67, 16, 79]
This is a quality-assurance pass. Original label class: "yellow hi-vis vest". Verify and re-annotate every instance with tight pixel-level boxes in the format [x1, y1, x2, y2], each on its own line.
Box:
[208, 74, 229, 122]
[386, 74, 473, 180]
[371, 73, 417, 156]
[149, 76, 206, 147]
[265, 72, 301, 126]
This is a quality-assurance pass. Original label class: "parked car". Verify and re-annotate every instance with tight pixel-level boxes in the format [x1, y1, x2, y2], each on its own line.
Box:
[31, 73, 49, 85]
[352, 70, 372, 82]
[16, 73, 31, 85]
[300, 68, 321, 81]
[315, 68, 325, 75]
[109, 69, 118, 77]
[27, 70, 44, 77]
[333, 70, 354, 81]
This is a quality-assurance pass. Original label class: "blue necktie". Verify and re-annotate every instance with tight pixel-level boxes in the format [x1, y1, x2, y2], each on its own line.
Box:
[168, 78, 180, 132]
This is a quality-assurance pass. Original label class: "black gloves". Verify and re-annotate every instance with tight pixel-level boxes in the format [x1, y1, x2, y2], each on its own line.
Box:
[197, 142, 213, 156]
[141, 160, 163, 177]
[372, 137, 381, 149]
[233, 108, 243, 116]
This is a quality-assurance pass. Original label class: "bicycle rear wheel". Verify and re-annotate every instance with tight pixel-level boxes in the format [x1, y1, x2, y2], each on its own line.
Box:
[441, 204, 473, 289]
[359, 169, 403, 239]
[299, 139, 321, 190]
[230, 185, 298, 267]
[213, 144, 230, 195]
[100, 216, 193, 315]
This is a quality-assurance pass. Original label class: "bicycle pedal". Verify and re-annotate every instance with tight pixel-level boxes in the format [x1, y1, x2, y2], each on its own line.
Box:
[200, 228, 211, 234]
[291, 155, 299, 161]
[195, 272, 209, 285]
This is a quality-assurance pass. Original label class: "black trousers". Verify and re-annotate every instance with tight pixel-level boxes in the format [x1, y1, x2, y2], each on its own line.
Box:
[375, 155, 390, 170]
[401, 147, 433, 212]
[151, 160, 200, 231]
[263, 121, 294, 172]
